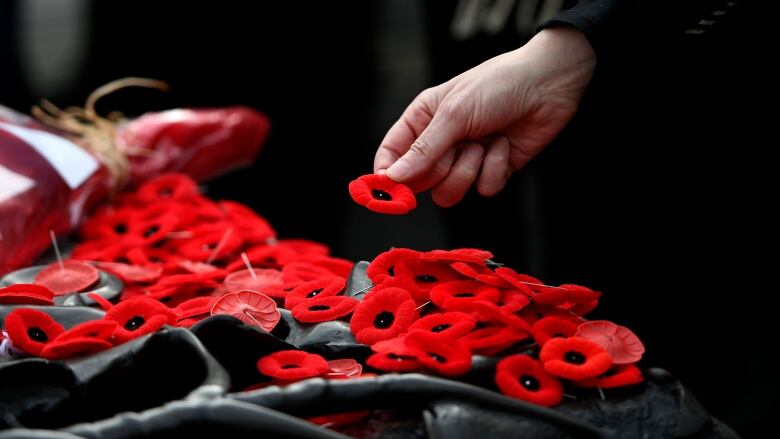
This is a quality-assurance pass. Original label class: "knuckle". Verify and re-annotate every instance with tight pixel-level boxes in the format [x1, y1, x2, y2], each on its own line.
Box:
[409, 138, 431, 159]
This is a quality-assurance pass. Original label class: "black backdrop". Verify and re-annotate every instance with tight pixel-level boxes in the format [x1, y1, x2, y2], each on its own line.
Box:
[0, 1, 772, 437]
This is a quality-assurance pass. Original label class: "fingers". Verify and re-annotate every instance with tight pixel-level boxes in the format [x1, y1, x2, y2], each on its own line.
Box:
[385, 96, 470, 183]
[374, 90, 438, 174]
[431, 143, 484, 207]
[477, 135, 512, 197]
[407, 147, 457, 194]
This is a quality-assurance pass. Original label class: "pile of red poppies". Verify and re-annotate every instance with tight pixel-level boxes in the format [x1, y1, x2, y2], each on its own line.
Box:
[1, 172, 646, 410]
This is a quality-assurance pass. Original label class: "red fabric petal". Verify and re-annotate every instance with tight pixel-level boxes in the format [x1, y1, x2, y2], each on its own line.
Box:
[573, 363, 644, 389]
[104, 297, 177, 344]
[257, 350, 329, 381]
[56, 320, 117, 342]
[348, 174, 417, 215]
[404, 330, 472, 377]
[284, 276, 346, 310]
[366, 248, 420, 283]
[92, 261, 162, 283]
[395, 258, 461, 294]
[86, 293, 114, 311]
[40, 337, 113, 360]
[292, 295, 359, 323]
[459, 326, 529, 356]
[532, 317, 579, 346]
[4, 308, 64, 356]
[421, 249, 489, 265]
[173, 296, 215, 320]
[575, 320, 645, 364]
[407, 311, 476, 338]
[539, 337, 613, 380]
[224, 268, 285, 293]
[136, 173, 199, 204]
[430, 280, 500, 309]
[350, 287, 417, 345]
[211, 291, 280, 332]
[495, 354, 563, 407]
[0, 284, 54, 305]
[366, 337, 423, 372]
[34, 260, 100, 295]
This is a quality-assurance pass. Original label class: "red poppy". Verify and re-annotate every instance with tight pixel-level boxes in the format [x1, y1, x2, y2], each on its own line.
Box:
[211, 290, 281, 332]
[257, 350, 329, 381]
[285, 276, 346, 309]
[448, 261, 487, 279]
[79, 206, 137, 241]
[573, 364, 644, 389]
[575, 320, 645, 364]
[305, 256, 354, 279]
[175, 227, 243, 263]
[533, 284, 601, 315]
[372, 275, 427, 304]
[474, 272, 513, 289]
[92, 262, 163, 284]
[292, 295, 359, 323]
[173, 296, 215, 320]
[540, 337, 613, 380]
[136, 173, 199, 203]
[498, 289, 531, 313]
[532, 317, 579, 346]
[224, 268, 285, 294]
[395, 258, 461, 294]
[40, 336, 113, 360]
[430, 280, 500, 309]
[407, 311, 476, 338]
[366, 337, 422, 372]
[307, 411, 369, 428]
[348, 174, 417, 214]
[281, 262, 335, 282]
[0, 284, 54, 305]
[404, 330, 472, 377]
[350, 287, 417, 345]
[494, 267, 544, 295]
[4, 308, 64, 356]
[86, 293, 114, 311]
[366, 248, 420, 283]
[219, 200, 276, 245]
[70, 240, 126, 262]
[421, 249, 489, 265]
[495, 354, 563, 407]
[324, 359, 363, 379]
[126, 214, 179, 247]
[56, 320, 117, 342]
[516, 306, 578, 326]
[104, 297, 177, 344]
[34, 260, 100, 295]
[459, 326, 529, 356]
[443, 299, 531, 334]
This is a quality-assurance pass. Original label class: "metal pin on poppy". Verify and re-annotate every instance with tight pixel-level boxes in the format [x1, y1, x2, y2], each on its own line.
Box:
[210, 290, 281, 332]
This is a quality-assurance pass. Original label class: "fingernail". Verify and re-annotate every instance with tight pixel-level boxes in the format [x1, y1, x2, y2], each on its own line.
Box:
[375, 169, 387, 175]
[386, 160, 409, 180]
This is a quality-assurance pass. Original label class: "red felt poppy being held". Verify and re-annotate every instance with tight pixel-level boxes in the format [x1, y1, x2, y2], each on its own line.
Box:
[348, 174, 416, 215]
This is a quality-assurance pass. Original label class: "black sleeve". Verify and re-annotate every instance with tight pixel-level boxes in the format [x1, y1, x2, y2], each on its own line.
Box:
[537, 0, 639, 58]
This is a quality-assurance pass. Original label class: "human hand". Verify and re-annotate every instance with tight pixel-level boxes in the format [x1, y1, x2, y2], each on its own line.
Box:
[374, 26, 596, 207]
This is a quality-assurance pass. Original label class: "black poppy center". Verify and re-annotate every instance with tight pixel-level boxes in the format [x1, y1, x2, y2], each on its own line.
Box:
[371, 189, 393, 201]
[113, 224, 128, 234]
[201, 243, 217, 252]
[454, 292, 475, 298]
[431, 323, 452, 332]
[281, 364, 300, 369]
[373, 311, 395, 329]
[124, 316, 146, 331]
[27, 326, 48, 342]
[519, 374, 541, 391]
[158, 187, 173, 198]
[309, 305, 330, 311]
[306, 288, 324, 298]
[415, 274, 437, 283]
[428, 352, 447, 363]
[388, 265, 395, 276]
[143, 225, 160, 238]
[551, 332, 567, 338]
[564, 350, 586, 365]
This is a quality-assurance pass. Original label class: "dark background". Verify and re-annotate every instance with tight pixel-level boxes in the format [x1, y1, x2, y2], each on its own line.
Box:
[0, 1, 771, 437]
